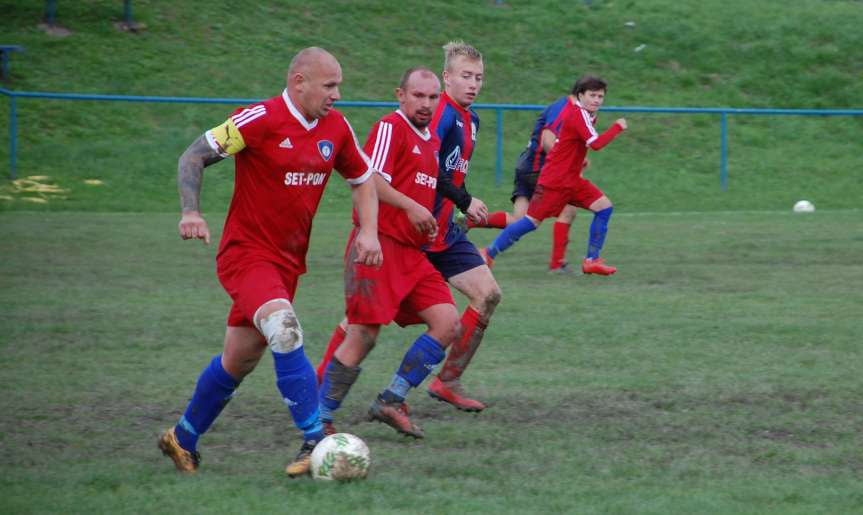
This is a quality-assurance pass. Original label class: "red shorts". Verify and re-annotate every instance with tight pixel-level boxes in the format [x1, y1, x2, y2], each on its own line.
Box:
[217, 259, 299, 327]
[527, 179, 604, 221]
[344, 229, 454, 327]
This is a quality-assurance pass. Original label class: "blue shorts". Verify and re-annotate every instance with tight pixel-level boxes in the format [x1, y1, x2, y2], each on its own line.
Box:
[512, 170, 539, 203]
[511, 150, 539, 202]
[425, 232, 486, 280]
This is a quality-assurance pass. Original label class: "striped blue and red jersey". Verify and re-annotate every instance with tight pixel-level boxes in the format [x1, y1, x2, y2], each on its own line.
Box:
[427, 92, 480, 252]
[522, 96, 569, 173]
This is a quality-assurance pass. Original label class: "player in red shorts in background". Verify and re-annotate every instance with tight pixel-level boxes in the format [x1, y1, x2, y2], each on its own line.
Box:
[483, 75, 627, 275]
[317, 68, 460, 438]
[158, 47, 382, 477]
[317, 41, 501, 413]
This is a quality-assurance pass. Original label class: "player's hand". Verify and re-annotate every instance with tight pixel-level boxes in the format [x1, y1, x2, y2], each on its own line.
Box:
[582, 157, 591, 169]
[466, 197, 488, 224]
[178, 211, 211, 245]
[353, 228, 383, 267]
[615, 118, 628, 130]
[406, 202, 438, 239]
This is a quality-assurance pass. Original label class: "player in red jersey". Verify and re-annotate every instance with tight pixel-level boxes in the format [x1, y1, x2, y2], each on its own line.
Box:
[316, 42, 500, 414]
[316, 68, 460, 438]
[158, 47, 382, 477]
[483, 75, 627, 274]
[457, 92, 588, 274]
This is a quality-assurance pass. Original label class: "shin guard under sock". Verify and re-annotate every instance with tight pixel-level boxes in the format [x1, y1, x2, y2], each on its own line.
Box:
[487, 217, 537, 258]
[273, 347, 323, 442]
[587, 207, 613, 259]
[381, 334, 446, 402]
[550, 221, 571, 269]
[438, 306, 487, 382]
[175, 354, 239, 452]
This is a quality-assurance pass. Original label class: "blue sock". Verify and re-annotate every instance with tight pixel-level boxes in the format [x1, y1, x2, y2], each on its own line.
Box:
[174, 354, 239, 453]
[273, 347, 324, 443]
[381, 334, 446, 403]
[587, 207, 613, 259]
[487, 217, 537, 258]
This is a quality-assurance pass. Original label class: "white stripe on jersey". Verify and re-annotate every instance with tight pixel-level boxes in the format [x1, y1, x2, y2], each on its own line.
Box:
[371, 122, 393, 179]
[347, 167, 375, 185]
[234, 110, 266, 128]
[342, 117, 375, 185]
[232, 105, 265, 124]
[232, 105, 267, 128]
[578, 106, 599, 146]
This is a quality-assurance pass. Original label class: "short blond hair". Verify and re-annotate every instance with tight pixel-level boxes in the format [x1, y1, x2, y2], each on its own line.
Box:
[443, 40, 482, 71]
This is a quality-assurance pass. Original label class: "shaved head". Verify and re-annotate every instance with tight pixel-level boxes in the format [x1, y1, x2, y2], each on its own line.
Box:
[285, 47, 343, 121]
[288, 46, 339, 77]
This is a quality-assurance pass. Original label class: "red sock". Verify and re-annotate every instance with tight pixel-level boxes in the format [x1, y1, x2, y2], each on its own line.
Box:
[438, 306, 488, 382]
[550, 221, 571, 269]
[468, 211, 507, 229]
[316, 325, 346, 385]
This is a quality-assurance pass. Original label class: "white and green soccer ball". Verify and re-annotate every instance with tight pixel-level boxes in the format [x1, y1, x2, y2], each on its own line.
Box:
[793, 200, 815, 213]
[310, 433, 371, 481]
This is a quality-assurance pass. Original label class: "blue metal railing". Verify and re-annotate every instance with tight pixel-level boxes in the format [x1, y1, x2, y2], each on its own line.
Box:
[2, 88, 862, 187]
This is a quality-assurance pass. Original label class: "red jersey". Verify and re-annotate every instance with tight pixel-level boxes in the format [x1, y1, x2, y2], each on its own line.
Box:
[205, 89, 373, 274]
[538, 99, 623, 190]
[357, 110, 441, 248]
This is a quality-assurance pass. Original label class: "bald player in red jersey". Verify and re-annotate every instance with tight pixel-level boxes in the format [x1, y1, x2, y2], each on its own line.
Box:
[158, 47, 382, 478]
[316, 42, 500, 415]
[316, 68, 461, 438]
[484, 75, 627, 273]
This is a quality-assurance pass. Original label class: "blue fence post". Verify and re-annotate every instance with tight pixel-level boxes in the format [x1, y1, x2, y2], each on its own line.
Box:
[495, 108, 503, 185]
[43, 0, 57, 25]
[10, 93, 17, 180]
[124, 0, 133, 24]
[720, 111, 728, 191]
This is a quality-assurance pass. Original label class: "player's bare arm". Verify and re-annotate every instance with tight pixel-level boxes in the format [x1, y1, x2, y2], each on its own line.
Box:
[177, 135, 224, 244]
[372, 174, 437, 237]
[351, 179, 383, 267]
[540, 128, 557, 154]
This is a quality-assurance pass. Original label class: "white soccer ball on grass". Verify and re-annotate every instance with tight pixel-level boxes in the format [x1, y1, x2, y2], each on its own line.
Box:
[793, 200, 815, 213]
[310, 433, 371, 481]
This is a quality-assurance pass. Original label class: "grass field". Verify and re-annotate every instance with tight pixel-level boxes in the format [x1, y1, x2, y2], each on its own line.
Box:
[2, 209, 861, 513]
[2, 0, 862, 512]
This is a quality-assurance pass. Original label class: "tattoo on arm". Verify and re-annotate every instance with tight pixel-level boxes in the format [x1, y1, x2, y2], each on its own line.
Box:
[177, 135, 224, 212]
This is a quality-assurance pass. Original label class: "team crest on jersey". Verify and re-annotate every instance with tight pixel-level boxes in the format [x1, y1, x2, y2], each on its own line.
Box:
[317, 140, 334, 161]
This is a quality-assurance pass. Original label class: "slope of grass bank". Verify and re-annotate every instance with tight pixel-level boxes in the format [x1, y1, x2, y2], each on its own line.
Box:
[1, 0, 861, 213]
